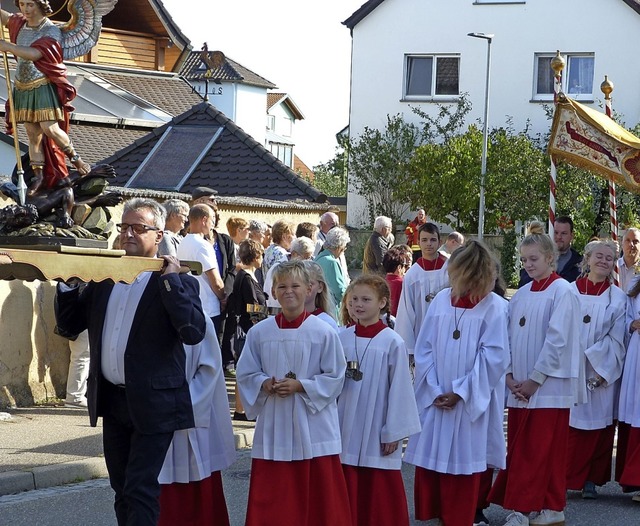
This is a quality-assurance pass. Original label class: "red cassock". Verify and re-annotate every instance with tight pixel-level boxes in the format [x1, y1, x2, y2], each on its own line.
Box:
[489, 408, 569, 513]
[159, 473, 229, 526]
[414, 467, 481, 525]
[566, 425, 615, 489]
[343, 465, 409, 526]
[245, 456, 352, 526]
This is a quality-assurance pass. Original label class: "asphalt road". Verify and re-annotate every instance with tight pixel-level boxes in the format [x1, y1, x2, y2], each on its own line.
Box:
[0, 448, 638, 525]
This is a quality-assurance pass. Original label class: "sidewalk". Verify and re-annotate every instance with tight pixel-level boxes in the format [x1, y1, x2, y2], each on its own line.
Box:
[0, 378, 254, 496]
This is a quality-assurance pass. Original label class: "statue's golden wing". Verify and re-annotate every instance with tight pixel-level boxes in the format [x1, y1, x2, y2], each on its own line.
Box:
[59, 0, 118, 61]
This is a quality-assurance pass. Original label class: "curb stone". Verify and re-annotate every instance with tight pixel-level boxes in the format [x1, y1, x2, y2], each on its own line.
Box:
[0, 429, 254, 497]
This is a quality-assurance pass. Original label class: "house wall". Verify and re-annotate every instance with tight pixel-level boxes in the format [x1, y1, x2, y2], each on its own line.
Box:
[268, 103, 295, 139]
[346, 0, 640, 225]
[95, 30, 158, 70]
[235, 85, 270, 147]
[189, 82, 268, 147]
[202, 82, 235, 119]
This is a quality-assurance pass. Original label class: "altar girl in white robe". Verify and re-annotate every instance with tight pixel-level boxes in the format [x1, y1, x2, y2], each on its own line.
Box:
[615, 275, 640, 496]
[396, 222, 449, 355]
[236, 260, 351, 526]
[403, 240, 510, 526]
[566, 240, 626, 499]
[158, 316, 236, 526]
[303, 260, 339, 332]
[337, 274, 421, 526]
[488, 221, 583, 526]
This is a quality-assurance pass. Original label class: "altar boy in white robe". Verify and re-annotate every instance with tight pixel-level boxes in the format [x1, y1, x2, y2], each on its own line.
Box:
[488, 222, 583, 526]
[404, 240, 510, 526]
[236, 260, 351, 526]
[157, 316, 236, 526]
[567, 240, 626, 499]
[395, 222, 449, 356]
[338, 274, 420, 526]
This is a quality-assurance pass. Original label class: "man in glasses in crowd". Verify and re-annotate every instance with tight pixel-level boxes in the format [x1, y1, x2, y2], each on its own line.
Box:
[55, 198, 206, 526]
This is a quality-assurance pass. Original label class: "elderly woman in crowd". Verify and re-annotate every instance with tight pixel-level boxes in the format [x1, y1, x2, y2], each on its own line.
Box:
[263, 219, 295, 273]
[363, 216, 395, 274]
[264, 236, 316, 308]
[316, 226, 351, 317]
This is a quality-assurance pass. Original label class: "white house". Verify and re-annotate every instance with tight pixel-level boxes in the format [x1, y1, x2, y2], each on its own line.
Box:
[343, 0, 640, 226]
[267, 92, 305, 168]
[179, 50, 306, 169]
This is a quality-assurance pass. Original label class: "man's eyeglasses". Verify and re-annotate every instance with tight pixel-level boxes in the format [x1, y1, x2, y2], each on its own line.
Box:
[116, 223, 160, 235]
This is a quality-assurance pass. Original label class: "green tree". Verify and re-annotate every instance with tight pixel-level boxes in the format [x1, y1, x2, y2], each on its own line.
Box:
[306, 148, 347, 197]
[343, 114, 422, 225]
[404, 123, 550, 233]
[404, 125, 483, 230]
[412, 93, 471, 142]
[484, 125, 549, 232]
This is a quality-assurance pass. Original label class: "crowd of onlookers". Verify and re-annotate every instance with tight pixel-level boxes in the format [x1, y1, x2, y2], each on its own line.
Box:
[59, 194, 640, 526]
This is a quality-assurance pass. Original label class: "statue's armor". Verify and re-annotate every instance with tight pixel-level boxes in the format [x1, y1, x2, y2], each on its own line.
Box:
[15, 19, 62, 84]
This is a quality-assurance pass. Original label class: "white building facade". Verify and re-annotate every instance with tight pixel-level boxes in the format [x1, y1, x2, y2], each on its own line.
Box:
[344, 0, 640, 226]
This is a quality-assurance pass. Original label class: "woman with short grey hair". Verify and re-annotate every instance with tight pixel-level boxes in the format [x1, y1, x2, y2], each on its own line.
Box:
[324, 226, 351, 251]
[315, 226, 350, 317]
[290, 236, 316, 260]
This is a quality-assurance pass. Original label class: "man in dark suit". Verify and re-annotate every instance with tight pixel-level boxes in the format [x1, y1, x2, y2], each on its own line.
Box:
[55, 198, 206, 526]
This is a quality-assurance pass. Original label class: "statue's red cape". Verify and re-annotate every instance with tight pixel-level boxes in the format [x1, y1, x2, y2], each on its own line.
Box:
[5, 14, 77, 188]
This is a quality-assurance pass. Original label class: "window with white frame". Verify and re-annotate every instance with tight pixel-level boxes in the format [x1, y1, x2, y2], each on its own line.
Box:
[404, 55, 460, 99]
[266, 114, 275, 131]
[277, 116, 293, 137]
[533, 53, 595, 100]
[270, 143, 293, 167]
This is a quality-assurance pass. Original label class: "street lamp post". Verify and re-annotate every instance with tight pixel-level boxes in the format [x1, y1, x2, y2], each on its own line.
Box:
[467, 32, 493, 240]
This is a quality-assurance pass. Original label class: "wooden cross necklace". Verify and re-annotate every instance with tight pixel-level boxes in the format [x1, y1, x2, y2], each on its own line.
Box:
[579, 278, 608, 324]
[276, 311, 310, 380]
[520, 273, 553, 327]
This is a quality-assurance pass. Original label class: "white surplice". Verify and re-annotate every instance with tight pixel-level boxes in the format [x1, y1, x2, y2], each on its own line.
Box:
[236, 315, 346, 461]
[617, 292, 640, 427]
[337, 326, 421, 470]
[507, 278, 584, 409]
[569, 283, 626, 429]
[394, 260, 449, 355]
[159, 317, 236, 483]
[403, 289, 510, 475]
[316, 311, 339, 332]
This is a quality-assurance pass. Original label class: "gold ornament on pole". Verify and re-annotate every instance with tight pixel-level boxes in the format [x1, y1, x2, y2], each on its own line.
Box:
[550, 50, 566, 77]
[600, 75, 614, 99]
